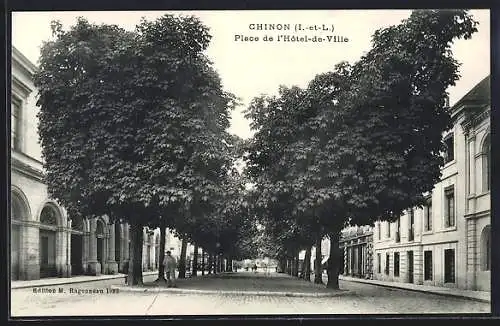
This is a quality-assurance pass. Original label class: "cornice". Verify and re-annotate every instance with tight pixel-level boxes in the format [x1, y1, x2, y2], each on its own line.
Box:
[12, 46, 38, 76]
[11, 157, 45, 182]
[11, 75, 34, 97]
[461, 107, 490, 138]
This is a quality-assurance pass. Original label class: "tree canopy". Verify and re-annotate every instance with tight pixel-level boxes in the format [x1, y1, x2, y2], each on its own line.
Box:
[34, 14, 239, 284]
[243, 9, 478, 288]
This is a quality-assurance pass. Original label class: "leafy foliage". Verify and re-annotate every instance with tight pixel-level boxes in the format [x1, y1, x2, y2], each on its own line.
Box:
[35, 15, 235, 223]
[243, 9, 478, 287]
[34, 15, 237, 284]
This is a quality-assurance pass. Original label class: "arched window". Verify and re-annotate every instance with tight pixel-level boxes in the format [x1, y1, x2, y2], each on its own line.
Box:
[482, 135, 490, 192]
[481, 225, 491, 271]
[40, 206, 58, 226]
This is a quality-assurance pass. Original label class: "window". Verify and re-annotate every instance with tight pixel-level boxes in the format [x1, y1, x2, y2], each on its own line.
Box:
[11, 98, 22, 151]
[443, 134, 454, 164]
[395, 217, 400, 242]
[386, 222, 391, 238]
[444, 187, 455, 228]
[424, 250, 433, 280]
[377, 222, 381, 240]
[424, 199, 432, 231]
[444, 249, 455, 283]
[408, 209, 414, 241]
[482, 135, 490, 192]
[394, 252, 400, 277]
[481, 226, 491, 271]
[385, 253, 390, 275]
[377, 253, 381, 273]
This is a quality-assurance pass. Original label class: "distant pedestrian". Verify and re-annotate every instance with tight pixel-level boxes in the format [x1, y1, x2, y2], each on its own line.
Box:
[164, 251, 177, 288]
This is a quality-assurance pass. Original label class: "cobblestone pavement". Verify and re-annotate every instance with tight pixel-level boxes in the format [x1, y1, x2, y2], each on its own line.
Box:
[11, 272, 490, 316]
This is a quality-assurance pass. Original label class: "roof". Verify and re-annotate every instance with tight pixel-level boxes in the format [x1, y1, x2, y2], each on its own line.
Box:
[451, 75, 490, 113]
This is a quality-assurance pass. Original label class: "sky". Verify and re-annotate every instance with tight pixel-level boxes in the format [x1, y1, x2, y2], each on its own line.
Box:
[12, 10, 490, 140]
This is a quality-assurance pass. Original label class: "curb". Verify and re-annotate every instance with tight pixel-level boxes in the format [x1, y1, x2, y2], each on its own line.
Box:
[11, 272, 158, 290]
[110, 285, 352, 298]
[340, 277, 490, 303]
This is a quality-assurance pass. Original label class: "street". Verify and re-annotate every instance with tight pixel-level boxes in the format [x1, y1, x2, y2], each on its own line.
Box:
[11, 272, 489, 316]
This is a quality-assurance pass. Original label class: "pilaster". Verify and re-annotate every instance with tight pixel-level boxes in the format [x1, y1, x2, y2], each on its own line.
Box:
[20, 224, 40, 280]
[87, 218, 101, 275]
[466, 218, 477, 290]
[106, 223, 118, 274]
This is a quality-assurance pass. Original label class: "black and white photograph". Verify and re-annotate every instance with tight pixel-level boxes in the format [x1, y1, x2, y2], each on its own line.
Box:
[9, 8, 491, 317]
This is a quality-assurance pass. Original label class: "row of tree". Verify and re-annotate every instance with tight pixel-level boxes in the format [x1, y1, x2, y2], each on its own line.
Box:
[34, 15, 258, 285]
[242, 10, 478, 288]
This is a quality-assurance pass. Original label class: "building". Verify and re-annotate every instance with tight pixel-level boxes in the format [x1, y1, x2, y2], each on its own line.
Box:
[372, 76, 490, 291]
[297, 226, 374, 279]
[10, 47, 160, 280]
[340, 225, 374, 279]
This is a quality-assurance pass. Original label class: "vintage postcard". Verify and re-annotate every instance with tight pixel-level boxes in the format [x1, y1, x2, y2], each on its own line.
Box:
[9, 9, 491, 317]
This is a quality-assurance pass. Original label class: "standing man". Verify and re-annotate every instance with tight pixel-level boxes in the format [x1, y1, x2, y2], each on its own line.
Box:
[164, 251, 178, 288]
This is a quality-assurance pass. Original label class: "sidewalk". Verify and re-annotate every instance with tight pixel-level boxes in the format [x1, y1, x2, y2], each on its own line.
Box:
[111, 271, 352, 298]
[339, 275, 491, 303]
[11, 271, 158, 289]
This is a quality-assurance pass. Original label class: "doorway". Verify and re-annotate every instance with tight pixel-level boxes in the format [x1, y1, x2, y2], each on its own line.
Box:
[115, 223, 121, 268]
[39, 205, 58, 278]
[407, 251, 414, 283]
[96, 220, 105, 274]
[97, 237, 104, 273]
[71, 234, 84, 275]
[357, 246, 363, 276]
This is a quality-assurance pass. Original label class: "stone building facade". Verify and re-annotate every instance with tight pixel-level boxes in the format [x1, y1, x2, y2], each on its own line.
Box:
[10, 47, 161, 281]
[372, 76, 490, 291]
[340, 226, 374, 279]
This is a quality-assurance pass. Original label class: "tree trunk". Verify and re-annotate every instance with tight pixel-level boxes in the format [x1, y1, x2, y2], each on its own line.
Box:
[208, 254, 212, 274]
[201, 249, 205, 275]
[326, 231, 341, 289]
[286, 257, 292, 275]
[292, 253, 299, 277]
[155, 219, 166, 282]
[127, 223, 144, 286]
[314, 235, 323, 284]
[213, 254, 218, 274]
[227, 257, 233, 272]
[178, 238, 187, 279]
[279, 257, 286, 273]
[304, 246, 312, 281]
[192, 244, 198, 277]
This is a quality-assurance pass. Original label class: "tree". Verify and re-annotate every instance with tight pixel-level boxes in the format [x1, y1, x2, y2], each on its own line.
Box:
[244, 9, 478, 290]
[178, 238, 188, 278]
[243, 84, 326, 281]
[34, 14, 234, 285]
[315, 9, 478, 289]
